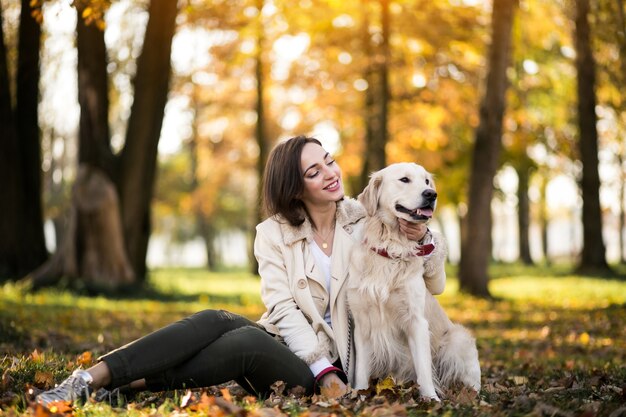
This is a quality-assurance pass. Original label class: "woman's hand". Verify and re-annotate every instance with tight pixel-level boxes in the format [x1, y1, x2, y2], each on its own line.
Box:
[319, 372, 348, 398]
[398, 219, 428, 242]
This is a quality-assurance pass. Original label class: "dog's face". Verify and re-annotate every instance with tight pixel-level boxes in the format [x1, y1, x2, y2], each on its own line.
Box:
[358, 162, 437, 224]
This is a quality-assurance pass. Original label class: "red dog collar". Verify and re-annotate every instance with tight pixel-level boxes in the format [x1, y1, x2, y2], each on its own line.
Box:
[371, 243, 435, 258]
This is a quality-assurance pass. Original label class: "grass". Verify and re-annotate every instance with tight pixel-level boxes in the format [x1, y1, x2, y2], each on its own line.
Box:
[1, 263, 625, 416]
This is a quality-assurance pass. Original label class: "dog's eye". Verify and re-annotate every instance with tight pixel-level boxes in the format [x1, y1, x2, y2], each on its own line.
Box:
[399, 177, 410, 183]
[425, 179, 430, 185]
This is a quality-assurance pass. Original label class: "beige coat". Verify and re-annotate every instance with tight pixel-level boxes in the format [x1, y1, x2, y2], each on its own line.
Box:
[254, 198, 447, 384]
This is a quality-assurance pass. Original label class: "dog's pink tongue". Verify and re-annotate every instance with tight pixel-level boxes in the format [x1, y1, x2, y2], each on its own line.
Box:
[418, 208, 434, 217]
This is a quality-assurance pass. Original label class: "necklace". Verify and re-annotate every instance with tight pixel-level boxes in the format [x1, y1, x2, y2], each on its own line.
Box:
[313, 226, 335, 249]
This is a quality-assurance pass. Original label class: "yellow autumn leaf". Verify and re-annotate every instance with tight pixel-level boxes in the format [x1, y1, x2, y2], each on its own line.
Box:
[82, 7, 93, 18]
[375, 376, 396, 395]
[579, 332, 590, 345]
[511, 376, 528, 385]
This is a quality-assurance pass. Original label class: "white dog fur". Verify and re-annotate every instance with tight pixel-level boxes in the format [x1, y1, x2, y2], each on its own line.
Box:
[347, 162, 481, 400]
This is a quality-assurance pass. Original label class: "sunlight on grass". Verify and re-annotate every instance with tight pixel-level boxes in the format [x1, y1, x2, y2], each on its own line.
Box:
[149, 268, 261, 299]
[489, 276, 626, 308]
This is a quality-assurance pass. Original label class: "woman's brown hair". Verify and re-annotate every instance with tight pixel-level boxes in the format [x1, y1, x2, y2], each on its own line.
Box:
[262, 136, 322, 226]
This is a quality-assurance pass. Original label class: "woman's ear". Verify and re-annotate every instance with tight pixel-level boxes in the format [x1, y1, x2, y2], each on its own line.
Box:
[358, 173, 382, 216]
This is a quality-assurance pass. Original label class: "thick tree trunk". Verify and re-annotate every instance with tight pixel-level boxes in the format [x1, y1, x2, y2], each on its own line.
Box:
[574, 0, 610, 274]
[16, 0, 47, 272]
[29, 166, 134, 291]
[28, 7, 135, 290]
[359, 0, 389, 192]
[516, 165, 533, 265]
[0, 9, 23, 280]
[76, 6, 115, 177]
[458, 0, 517, 297]
[118, 0, 178, 281]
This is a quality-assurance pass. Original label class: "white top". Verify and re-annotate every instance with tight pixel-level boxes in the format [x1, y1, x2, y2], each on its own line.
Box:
[308, 240, 334, 376]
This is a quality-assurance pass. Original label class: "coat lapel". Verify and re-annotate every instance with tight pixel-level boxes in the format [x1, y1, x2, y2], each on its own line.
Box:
[329, 225, 352, 310]
[304, 241, 328, 289]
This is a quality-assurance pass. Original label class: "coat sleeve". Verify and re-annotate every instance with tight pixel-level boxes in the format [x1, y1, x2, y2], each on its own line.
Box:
[254, 222, 331, 365]
[423, 230, 448, 295]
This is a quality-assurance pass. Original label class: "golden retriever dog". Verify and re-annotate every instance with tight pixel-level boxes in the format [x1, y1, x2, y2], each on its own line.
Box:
[347, 163, 480, 401]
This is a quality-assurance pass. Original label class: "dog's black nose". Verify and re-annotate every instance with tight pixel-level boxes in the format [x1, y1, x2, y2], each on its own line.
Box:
[422, 189, 437, 201]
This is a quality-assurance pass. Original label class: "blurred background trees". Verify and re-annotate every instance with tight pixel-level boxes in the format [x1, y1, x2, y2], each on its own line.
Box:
[0, 0, 624, 295]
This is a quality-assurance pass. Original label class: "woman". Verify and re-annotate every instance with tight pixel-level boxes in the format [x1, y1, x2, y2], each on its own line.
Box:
[36, 136, 446, 406]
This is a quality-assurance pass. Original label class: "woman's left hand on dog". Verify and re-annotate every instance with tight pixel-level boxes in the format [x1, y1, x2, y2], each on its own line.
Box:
[398, 219, 428, 241]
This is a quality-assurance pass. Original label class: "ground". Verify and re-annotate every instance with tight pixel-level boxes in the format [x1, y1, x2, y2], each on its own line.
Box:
[1, 264, 625, 417]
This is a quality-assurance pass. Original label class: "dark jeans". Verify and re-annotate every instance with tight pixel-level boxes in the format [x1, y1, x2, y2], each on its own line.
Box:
[99, 309, 315, 397]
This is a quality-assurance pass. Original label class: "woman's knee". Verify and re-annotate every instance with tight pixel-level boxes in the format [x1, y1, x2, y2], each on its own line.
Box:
[185, 309, 251, 335]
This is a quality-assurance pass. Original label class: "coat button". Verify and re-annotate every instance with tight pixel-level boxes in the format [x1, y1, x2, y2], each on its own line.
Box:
[297, 279, 307, 289]
[345, 226, 353, 233]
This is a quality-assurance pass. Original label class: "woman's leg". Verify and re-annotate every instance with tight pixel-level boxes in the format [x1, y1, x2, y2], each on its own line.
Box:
[98, 309, 253, 389]
[144, 325, 315, 397]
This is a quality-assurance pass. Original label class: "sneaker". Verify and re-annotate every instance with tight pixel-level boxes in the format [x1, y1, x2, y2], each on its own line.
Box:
[36, 369, 93, 406]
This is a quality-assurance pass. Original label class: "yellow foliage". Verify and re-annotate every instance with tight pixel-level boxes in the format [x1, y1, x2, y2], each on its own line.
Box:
[375, 376, 396, 395]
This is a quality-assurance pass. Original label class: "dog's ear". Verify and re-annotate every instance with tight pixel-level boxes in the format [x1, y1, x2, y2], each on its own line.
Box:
[358, 173, 382, 216]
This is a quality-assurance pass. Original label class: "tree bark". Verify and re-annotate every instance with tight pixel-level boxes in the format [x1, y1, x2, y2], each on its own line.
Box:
[0, 8, 23, 280]
[118, 0, 178, 281]
[76, 6, 115, 176]
[28, 6, 135, 290]
[573, 0, 610, 274]
[458, 0, 517, 297]
[30, 166, 134, 291]
[16, 0, 48, 272]
[359, 0, 389, 192]
[516, 164, 533, 265]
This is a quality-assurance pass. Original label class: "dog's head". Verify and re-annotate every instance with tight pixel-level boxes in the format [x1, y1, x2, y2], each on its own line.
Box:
[358, 162, 437, 224]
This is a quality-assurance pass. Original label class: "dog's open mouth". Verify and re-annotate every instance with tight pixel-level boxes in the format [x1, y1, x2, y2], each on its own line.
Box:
[395, 204, 434, 221]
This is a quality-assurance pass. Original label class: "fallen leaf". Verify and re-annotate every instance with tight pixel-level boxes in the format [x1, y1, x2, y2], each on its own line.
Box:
[375, 376, 396, 395]
[76, 351, 93, 367]
[34, 372, 54, 388]
[319, 380, 344, 399]
[220, 387, 232, 402]
[511, 376, 529, 386]
[30, 350, 44, 363]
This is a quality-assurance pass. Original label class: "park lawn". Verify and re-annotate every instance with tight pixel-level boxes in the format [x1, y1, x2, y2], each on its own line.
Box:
[0, 265, 625, 417]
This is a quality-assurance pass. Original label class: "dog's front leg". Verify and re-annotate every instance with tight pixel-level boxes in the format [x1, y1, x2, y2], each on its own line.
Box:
[407, 294, 440, 401]
[352, 322, 372, 390]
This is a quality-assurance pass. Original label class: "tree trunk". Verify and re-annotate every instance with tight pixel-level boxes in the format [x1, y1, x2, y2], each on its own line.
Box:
[516, 164, 533, 265]
[618, 155, 626, 264]
[573, 0, 610, 274]
[76, 6, 115, 177]
[359, 0, 389, 192]
[28, 6, 134, 290]
[458, 0, 517, 297]
[0, 8, 23, 280]
[16, 0, 48, 273]
[539, 174, 551, 265]
[30, 166, 134, 291]
[118, 0, 178, 281]
[251, 0, 267, 275]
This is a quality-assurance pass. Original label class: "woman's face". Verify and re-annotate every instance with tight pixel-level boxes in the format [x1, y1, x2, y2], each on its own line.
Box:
[299, 142, 344, 206]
